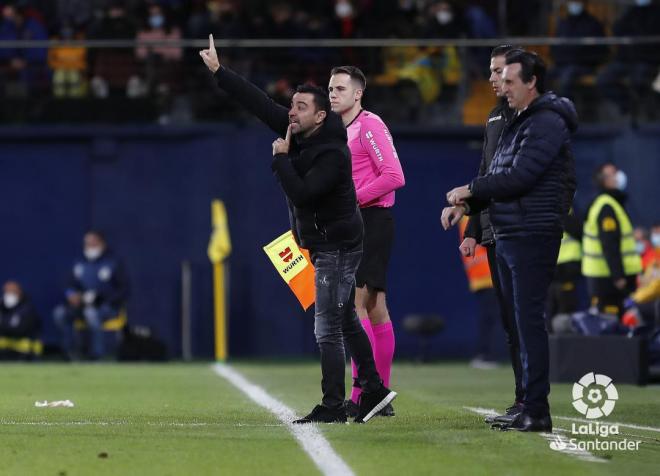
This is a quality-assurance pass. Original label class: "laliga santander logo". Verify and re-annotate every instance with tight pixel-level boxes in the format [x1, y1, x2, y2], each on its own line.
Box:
[549, 372, 641, 453]
[572, 372, 618, 419]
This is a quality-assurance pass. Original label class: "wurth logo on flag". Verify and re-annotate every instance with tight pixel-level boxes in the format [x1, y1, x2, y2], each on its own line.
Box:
[279, 247, 293, 262]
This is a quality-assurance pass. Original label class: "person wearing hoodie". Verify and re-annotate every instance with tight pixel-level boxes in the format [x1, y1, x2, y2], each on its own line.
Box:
[582, 163, 642, 317]
[442, 50, 578, 432]
[199, 35, 396, 425]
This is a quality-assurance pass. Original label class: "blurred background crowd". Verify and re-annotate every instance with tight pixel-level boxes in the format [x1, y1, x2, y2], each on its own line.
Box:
[1, 0, 659, 124]
[0, 1, 659, 365]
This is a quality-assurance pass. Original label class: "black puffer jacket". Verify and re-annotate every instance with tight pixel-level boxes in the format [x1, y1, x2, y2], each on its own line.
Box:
[469, 92, 578, 239]
[215, 66, 363, 251]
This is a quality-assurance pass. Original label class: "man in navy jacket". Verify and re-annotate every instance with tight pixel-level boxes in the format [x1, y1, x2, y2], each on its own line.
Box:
[442, 50, 577, 432]
[53, 230, 129, 360]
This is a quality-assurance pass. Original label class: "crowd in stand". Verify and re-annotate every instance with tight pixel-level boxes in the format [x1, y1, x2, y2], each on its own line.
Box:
[0, 0, 659, 123]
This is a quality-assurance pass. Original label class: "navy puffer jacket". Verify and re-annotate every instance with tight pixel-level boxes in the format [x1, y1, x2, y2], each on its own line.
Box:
[469, 92, 578, 238]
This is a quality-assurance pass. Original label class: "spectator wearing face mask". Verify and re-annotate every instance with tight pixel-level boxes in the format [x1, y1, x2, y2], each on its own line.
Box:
[133, 3, 183, 99]
[596, 0, 660, 117]
[582, 163, 642, 317]
[550, 1, 608, 99]
[633, 226, 657, 271]
[0, 3, 49, 96]
[423, 0, 466, 39]
[0, 281, 41, 360]
[623, 223, 660, 328]
[53, 230, 129, 360]
[136, 3, 182, 62]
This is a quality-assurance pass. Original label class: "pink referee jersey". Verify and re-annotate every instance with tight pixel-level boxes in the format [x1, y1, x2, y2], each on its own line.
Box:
[347, 110, 405, 208]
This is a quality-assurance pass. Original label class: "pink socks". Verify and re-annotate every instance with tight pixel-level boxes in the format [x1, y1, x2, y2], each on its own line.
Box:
[351, 319, 396, 403]
[373, 321, 395, 388]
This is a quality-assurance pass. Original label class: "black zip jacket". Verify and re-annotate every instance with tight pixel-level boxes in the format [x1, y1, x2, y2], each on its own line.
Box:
[464, 99, 513, 246]
[215, 66, 363, 251]
[0, 299, 40, 338]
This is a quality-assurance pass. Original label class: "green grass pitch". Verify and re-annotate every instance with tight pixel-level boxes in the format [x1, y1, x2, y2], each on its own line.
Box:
[0, 362, 658, 475]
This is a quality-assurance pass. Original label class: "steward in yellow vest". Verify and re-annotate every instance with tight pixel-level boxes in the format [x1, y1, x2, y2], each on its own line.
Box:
[582, 163, 642, 316]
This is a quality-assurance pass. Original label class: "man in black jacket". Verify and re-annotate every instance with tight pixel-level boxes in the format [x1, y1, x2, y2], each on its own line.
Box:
[199, 35, 396, 424]
[595, 0, 660, 116]
[442, 51, 577, 432]
[549, 1, 608, 99]
[0, 281, 41, 360]
[461, 45, 524, 425]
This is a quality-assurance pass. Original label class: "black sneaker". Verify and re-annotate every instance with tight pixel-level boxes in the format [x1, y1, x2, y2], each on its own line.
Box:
[377, 402, 395, 417]
[344, 399, 359, 418]
[354, 386, 397, 423]
[293, 405, 347, 424]
[484, 402, 523, 424]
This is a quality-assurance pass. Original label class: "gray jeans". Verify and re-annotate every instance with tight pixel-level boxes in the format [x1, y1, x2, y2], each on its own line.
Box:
[311, 245, 382, 409]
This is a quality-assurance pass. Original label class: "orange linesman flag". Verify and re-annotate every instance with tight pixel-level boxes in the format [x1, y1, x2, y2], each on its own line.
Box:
[263, 231, 315, 310]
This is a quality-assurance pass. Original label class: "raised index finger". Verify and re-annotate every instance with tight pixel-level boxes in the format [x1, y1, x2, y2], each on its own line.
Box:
[285, 124, 292, 143]
[209, 34, 215, 50]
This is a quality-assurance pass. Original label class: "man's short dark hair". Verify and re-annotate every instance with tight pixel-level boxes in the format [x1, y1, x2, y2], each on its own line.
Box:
[593, 161, 616, 187]
[330, 65, 367, 90]
[295, 84, 331, 114]
[504, 50, 547, 93]
[86, 229, 106, 242]
[490, 44, 522, 58]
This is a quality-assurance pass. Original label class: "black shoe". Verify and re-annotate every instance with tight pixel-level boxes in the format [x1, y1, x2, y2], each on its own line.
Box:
[344, 399, 359, 418]
[492, 413, 552, 432]
[354, 386, 397, 423]
[484, 402, 523, 424]
[293, 405, 347, 424]
[377, 402, 395, 417]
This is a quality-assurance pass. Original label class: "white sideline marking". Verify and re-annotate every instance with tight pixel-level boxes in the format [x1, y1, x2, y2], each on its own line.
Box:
[0, 420, 284, 428]
[554, 415, 660, 434]
[213, 363, 355, 476]
[464, 407, 607, 464]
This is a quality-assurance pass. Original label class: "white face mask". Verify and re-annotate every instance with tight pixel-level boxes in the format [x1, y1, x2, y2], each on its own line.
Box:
[335, 2, 353, 18]
[436, 10, 453, 25]
[3, 293, 19, 308]
[615, 170, 627, 191]
[149, 14, 164, 29]
[567, 2, 584, 15]
[84, 247, 103, 261]
[652, 233, 660, 248]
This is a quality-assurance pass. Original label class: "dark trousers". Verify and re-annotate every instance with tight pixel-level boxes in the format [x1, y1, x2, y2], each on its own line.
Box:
[587, 276, 637, 318]
[546, 261, 581, 318]
[496, 234, 561, 417]
[311, 245, 382, 410]
[486, 245, 523, 403]
[473, 288, 499, 360]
